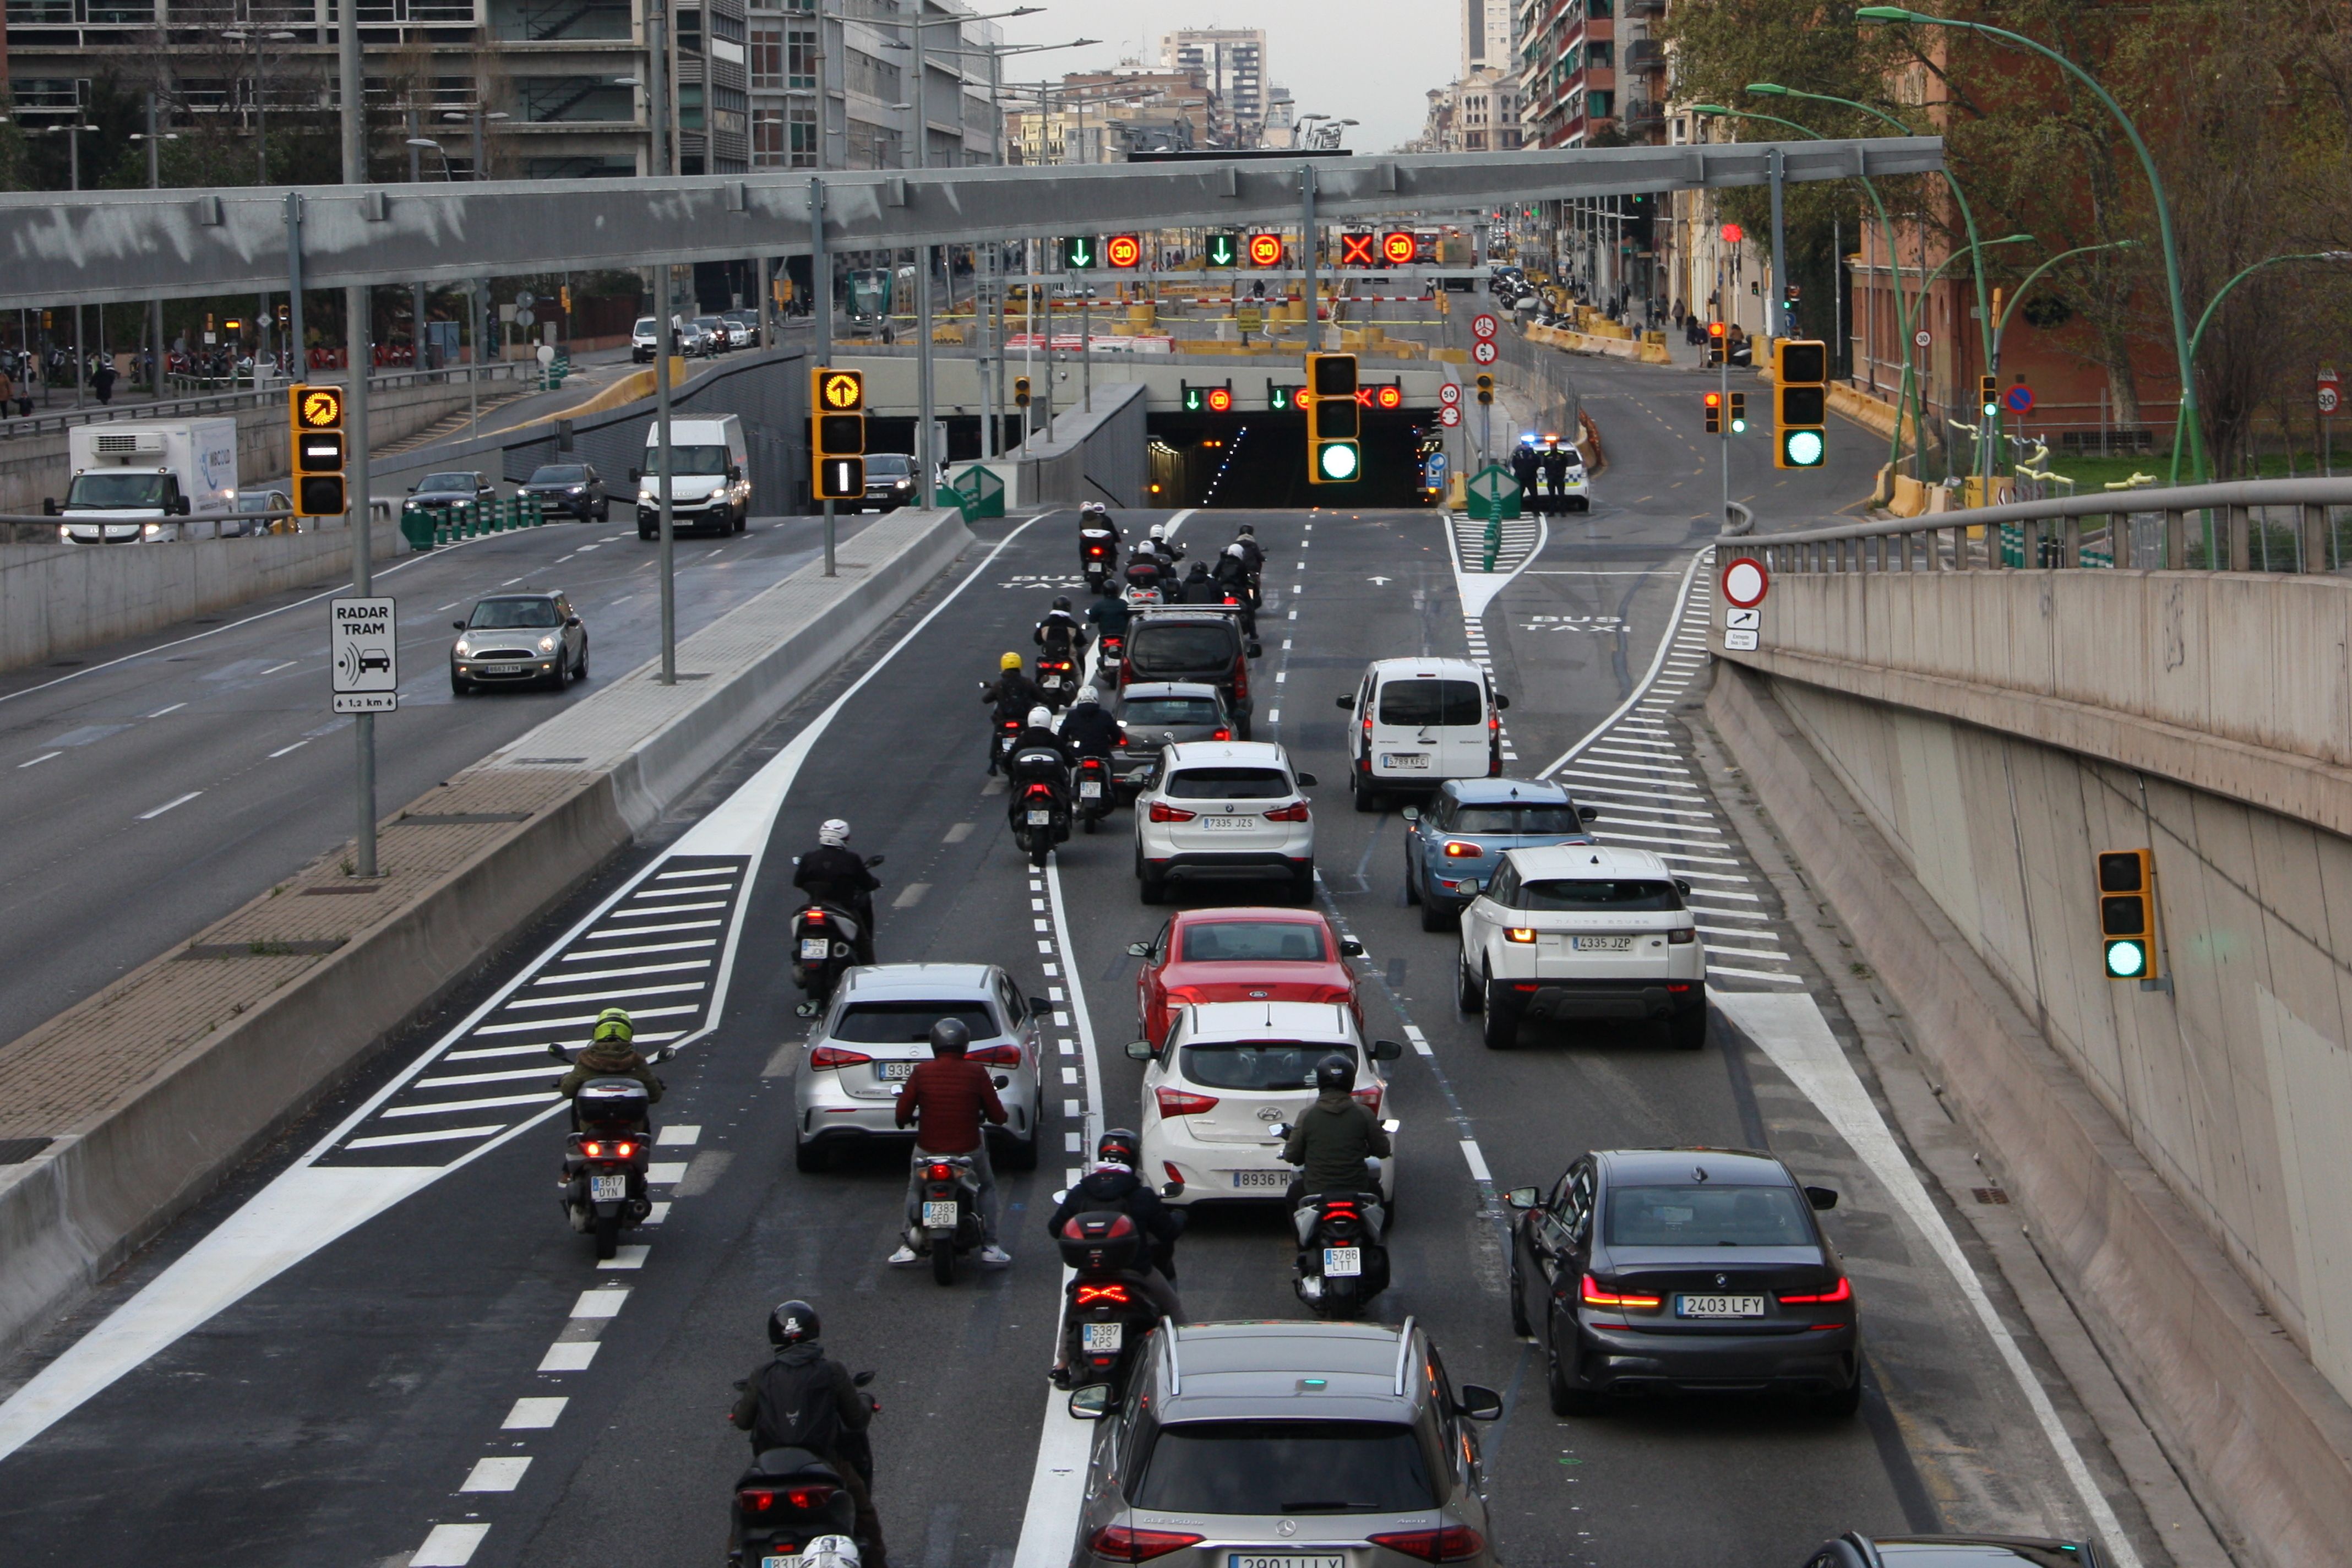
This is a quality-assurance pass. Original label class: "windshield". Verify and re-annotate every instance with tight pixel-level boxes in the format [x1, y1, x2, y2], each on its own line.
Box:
[1129, 623, 1239, 675]
[1450, 803, 1583, 834]
[65, 472, 171, 508]
[1604, 1183, 1813, 1248]
[1166, 767, 1290, 801]
[1521, 878, 1681, 912]
[649, 445, 731, 477]
[420, 472, 479, 493]
[1130, 1420, 1438, 1515]
[1180, 921, 1327, 963]
[865, 454, 913, 476]
[634, 318, 657, 335]
[1123, 696, 1224, 728]
[469, 598, 562, 629]
[1179, 1039, 1352, 1091]
[528, 465, 588, 485]
[830, 1000, 999, 1044]
[1379, 678, 1483, 727]
[694, 317, 722, 330]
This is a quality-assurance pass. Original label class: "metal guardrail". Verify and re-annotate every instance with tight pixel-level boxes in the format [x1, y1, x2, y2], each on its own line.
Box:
[0, 362, 531, 442]
[1721, 478, 2352, 575]
[0, 497, 395, 543]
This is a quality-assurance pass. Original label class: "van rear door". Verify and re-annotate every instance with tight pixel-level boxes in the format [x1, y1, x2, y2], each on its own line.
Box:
[1371, 672, 1489, 781]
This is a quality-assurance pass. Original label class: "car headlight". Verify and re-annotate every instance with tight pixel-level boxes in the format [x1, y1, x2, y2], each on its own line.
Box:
[537, 635, 557, 653]
[454, 640, 472, 657]
[143, 522, 163, 536]
[566, 485, 584, 494]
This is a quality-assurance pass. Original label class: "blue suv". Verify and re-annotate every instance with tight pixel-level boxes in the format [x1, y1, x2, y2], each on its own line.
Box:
[1402, 777, 1596, 929]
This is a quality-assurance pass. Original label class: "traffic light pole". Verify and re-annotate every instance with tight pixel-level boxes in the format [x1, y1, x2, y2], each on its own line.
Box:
[1300, 163, 1318, 352]
[812, 177, 834, 578]
[339, 0, 377, 883]
[1767, 147, 1788, 340]
[1719, 345, 1732, 524]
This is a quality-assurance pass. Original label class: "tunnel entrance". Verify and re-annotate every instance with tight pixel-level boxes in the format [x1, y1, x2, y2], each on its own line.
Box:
[1146, 411, 1441, 509]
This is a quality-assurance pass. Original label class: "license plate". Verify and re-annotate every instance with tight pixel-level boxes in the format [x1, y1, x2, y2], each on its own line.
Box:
[799, 938, 830, 961]
[590, 1173, 627, 1202]
[1027, 808, 1053, 825]
[1572, 935, 1632, 951]
[1322, 1246, 1363, 1277]
[923, 1200, 960, 1228]
[1231, 1554, 1346, 1567]
[1081, 1322, 1124, 1352]
[1079, 781, 1103, 798]
[1229, 1169, 1287, 1190]
[1201, 815, 1253, 831]
[1380, 752, 1430, 769]
[1678, 1293, 1766, 1318]
[760, 1555, 802, 1568]
[879, 1060, 916, 1081]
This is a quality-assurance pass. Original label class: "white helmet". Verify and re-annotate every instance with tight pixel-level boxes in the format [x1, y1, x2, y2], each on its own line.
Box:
[818, 819, 850, 847]
[1148, 522, 1167, 540]
[1027, 705, 1053, 729]
[1224, 542, 1245, 558]
[1073, 686, 1101, 707]
[1082, 501, 1109, 518]
[800, 1538, 861, 1568]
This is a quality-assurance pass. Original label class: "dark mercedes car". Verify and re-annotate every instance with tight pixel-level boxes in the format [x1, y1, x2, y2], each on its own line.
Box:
[519, 462, 608, 521]
[1506, 1146, 1859, 1415]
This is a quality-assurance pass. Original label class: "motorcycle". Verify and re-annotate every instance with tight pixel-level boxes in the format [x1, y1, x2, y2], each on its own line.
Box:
[1053, 1196, 1182, 1400]
[1274, 1136, 1394, 1319]
[1081, 524, 1120, 592]
[1073, 753, 1116, 834]
[1036, 654, 1079, 711]
[1096, 631, 1125, 680]
[988, 711, 1025, 772]
[1121, 559, 1169, 607]
[726, 1372, 878, 1567]
[1006, 745, 1072, 869]
[548, 1043, 672, 1260]
[911, 1151, 987, 1285]
[789, 854, 885, 1018]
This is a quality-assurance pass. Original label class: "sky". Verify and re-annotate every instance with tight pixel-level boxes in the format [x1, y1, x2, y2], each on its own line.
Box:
[990, 1, 1461, 155]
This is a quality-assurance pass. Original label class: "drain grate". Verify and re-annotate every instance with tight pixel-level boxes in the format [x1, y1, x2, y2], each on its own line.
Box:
[1972, 1187, 2011, 1205]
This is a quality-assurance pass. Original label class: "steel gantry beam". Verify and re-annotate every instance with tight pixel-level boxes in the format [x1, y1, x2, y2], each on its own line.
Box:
[0, 137, 1941, 309]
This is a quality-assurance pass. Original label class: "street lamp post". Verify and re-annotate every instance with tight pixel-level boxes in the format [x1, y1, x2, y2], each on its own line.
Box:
[1911, 232, 2035, 479]
[338, 0, 377, 880]
[1855, 7, 2207, 481]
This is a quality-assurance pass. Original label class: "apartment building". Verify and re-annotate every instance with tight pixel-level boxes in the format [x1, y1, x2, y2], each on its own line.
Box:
[1158, 26, 1262, 147]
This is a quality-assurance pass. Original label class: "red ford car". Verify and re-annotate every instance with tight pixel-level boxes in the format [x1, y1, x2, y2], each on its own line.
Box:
[1126, 907, 1366, 1048]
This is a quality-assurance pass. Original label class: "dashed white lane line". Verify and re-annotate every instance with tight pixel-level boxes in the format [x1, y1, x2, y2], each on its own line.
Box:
[268, 741, 309, 758]
[501, 1396, 567, 1429]
[461, 1457, 532, 1492]
[538, 1342, 598, 1372]
[1460, 1140, 1493, 1182]
[412, 1524, 491, 1566]
[136, 791, 202, 820]
[18, 752, 61, 769]
[148, 703, 186, 717]
[259, 660, 297, 674]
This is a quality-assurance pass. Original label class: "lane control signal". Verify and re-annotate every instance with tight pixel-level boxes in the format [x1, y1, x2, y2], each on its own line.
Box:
[1105, 234, 1142, 269]
[2097, 849, 2160, 982]
[1773, 339, 1828, 468]
[810, 366, 865, 501]
[1338, 232, 1377, 268]
[1381, 230, 1418, 265]
[1246, 232, 1285, 268]
[1061, 236, 1099, 270]
[289, 383, 347, 518]
[1306, 352, 1360, 484]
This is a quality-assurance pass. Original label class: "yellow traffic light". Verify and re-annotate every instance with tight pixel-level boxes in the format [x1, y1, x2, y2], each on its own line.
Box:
[1014, 375, 1032, 408]
[288, 383, 347, 518]
[1305, 352, 1359, 484]
[1474, 373, 1494, 406]
[1773, 339, 1828, 469]
[810, 366, 865, 500]
[2097, 850, 2161, 982]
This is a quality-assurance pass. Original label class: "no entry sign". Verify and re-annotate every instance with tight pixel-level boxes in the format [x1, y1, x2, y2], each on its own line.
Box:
[1721, 558, 1770, 609]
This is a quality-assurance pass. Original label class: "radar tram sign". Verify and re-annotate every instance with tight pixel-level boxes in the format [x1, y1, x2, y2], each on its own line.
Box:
[331, 596, 398, 713]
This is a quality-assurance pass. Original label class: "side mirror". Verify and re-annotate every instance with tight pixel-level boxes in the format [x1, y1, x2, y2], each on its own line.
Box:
[651, 1045, 674, 1063]
[547, 1041, 571, 1061]
[406, 483, 418, 493]
[1493, 694, 1510, 711]
[1806, 1186, 1840, 1211]
[453, 620, 467, 631]
[174, 496, 192, 516]
[1125, 941, 1153, 957]
[865, 854, 886, 868]
[1028, 995, 1053, 1014]
[1161, 1182, 1185, 1199]
[42, 498, 59, 516]
[1456, 1384, 1505, 1422]
[1370, 1038, 1403, 1061]
[1247, 642, 1264, 659]
[628, 467, 641, 484]
[565, 616, 582, 628]
[1675, 879, 1692, 896]
[1339, 938, 1365, 957]
[1294, 771, 1317, 787]
[1400, 804, 1420, 823]
[1335, 693, 1354, 710]
[1051, 1189, 1068, 1204]
[1125, 1040, 1155, 1061]
[1504, 1185, 1540, 1211]
[1067, 1384, 1114, 1421]
[1578, 805, 1599, 824]
[852, 1370, 876, 1387]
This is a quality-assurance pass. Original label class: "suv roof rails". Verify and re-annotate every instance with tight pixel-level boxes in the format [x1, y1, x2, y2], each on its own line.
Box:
[1393, 1315, 1417, 1396]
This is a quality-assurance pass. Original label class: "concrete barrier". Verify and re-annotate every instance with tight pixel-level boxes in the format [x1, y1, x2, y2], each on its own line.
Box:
[1011, 382, 1147, 508]
[0, 507, 973, 1362]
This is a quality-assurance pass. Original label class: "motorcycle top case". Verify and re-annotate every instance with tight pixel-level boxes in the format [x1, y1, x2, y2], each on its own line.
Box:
[1058, 1209, 1147, 1272]
[574, 1077, 651, 1131]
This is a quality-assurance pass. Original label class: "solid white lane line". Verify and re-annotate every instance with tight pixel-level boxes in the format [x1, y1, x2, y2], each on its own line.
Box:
[18, 752, 61, 769]
[413, 1066, 569, 1091]
[136, 791, 203, 820]
[606, 900, 728, 916]
[444, 1043, 559, 1061]
[473, 1003, 697, 1036]
[538, 959, 713, 986]
[380, 1092, 560, 1119]
[501, 981, 709, 1011]
[1706, 964, 1807, 984]
[556, 939, 717, 961]
[346, 1125, 509, 1150]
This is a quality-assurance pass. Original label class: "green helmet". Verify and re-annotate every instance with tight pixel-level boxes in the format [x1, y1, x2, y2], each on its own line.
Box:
[591, 1007, 634, 1044]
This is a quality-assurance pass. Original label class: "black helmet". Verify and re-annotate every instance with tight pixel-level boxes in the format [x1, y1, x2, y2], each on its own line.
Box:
[1097, 1127, 1141, 1167]
[1314, 1053, 1357, 1095]
[1237, 524, 1255, 536]
[930, 1017, 970, 1057]
[769, 1299, 819, 1346]
[1053, 595, 1073, 612]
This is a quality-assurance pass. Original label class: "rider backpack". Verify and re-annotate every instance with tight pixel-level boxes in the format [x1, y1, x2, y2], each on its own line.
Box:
[750, 1355, 846, 1454]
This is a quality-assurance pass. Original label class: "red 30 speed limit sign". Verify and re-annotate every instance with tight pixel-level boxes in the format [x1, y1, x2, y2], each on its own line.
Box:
[1721, 557, 1770, 608]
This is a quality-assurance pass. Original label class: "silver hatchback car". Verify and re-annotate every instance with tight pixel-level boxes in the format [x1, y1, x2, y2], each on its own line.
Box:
[450, 590, 587, 694]
[792, 963, 1046, 1173]
[1068, 1319, 1504, 1566]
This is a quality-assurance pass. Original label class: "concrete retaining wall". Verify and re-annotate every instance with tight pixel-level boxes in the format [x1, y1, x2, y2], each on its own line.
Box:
[1013, 381, 1147, 508]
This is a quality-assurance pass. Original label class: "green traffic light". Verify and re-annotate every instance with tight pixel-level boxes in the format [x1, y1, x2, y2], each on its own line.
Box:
[1782, 428, 1826, 467]
[1731, 418, 1747, 434]
[2105, 938, 2148, 978]
[1317, 440, 1361, 481]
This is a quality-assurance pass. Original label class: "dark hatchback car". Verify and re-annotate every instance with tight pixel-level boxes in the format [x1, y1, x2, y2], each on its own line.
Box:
[1120, 607, 1258, 737]
[1806, 1536, 2109, 1568]
[519, 462, 608, 521]
[1507, 1146, 1858, 1415]
[859, 451, 917, 512]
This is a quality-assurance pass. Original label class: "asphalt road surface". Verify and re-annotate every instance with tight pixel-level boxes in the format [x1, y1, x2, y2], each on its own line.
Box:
[0, 357, 2154, 1568]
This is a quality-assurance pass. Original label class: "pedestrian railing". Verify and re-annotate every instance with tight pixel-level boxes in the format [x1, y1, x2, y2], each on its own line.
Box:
[1721, 478, 2352, 576]
[0, 362, 532, 442]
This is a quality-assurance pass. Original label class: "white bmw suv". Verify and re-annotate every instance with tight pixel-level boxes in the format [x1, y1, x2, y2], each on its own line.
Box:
[1457, 844, 1707, 1050]
[1125, 999, 1402, 1205]
[1133, 741, 1317, 905]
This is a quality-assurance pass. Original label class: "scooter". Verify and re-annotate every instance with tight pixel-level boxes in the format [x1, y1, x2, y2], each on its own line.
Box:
[1053, 1200, 1180, 1400]
[1036, 654, 1079, 711]
[1081, 525, 1119, 591]
[788, 853, 883, 1017]
[1006, 746, 1072, 869]
[911, 1152, 986, 1285]
[548, 1046, 672, 1260]
[1270, 1140, 1396, 1320]
[1074, 754, 1116, 835]
[726, 1371, 878, 1567]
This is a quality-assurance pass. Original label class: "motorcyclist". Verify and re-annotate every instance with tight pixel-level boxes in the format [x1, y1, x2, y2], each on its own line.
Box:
[980, 652, 1043, 775]
[1033, 596, 1090, 660]
[1211, 543, 1258, 634]
[1009, 704, 1076, 768]
[890, 1019, 1011, 1266]
[1142, 521, 1183, 568]
[1046, 1129, 1186, 1385]
[1177, 559, 1214, 604]
[793, 819, 880, 965]
[1280, 1053, 1392, 1224]
[1084, 582, 1130, 645]
[1079, 500, 1123, 553]
[557, 1008, 665, 1120]
[1231, 523, 1264, 583]
[1060, 687, 1121, 761]
[729, 1300, 889, 1568]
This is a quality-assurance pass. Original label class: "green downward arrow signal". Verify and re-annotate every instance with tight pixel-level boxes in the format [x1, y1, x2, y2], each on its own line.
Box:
[1065, 236, 1097, 269]
[1207, 233, 1237, 268]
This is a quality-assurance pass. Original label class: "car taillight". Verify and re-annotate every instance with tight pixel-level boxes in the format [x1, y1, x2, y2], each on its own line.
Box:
[1075, 1282, 1132, 1305]
[1779, 1277, 1853, 1305]
[1668, 927, 1695, 945]
[1149, 801, 1197, 823]
[1505, 927, 1537, 943]
[1155, 1086, 1218, 1117]
[808, 1046, 871, 1070]
[1087, 1525, 1205, 1562]
[1581, 1273, 1663, 1310]
[1352, 1086, 1382, 1114]
[1211, 728, 1232, 741]
[1232, 652, 1248, 701]
[1262, 802, 1310, 822]
[1369, 1525, 1487, 1563]
[1442, 840, 1483, 858]
[967, 1044, 1023, 1066]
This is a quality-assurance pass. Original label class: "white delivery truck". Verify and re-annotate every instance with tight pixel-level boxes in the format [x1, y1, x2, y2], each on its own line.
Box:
[47, 418, 239, 543]
[633, 413, 750, 537]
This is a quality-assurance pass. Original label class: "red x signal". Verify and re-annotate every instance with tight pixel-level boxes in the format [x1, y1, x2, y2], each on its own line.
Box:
[1338, 232, 1377, 267]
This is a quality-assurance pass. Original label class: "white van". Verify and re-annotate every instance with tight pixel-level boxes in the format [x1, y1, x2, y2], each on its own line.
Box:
[634, 413, 750, 538]
[1336, 656, 1507, 810]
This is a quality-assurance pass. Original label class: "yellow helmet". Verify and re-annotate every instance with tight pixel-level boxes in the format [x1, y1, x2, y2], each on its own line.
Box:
[591, 1007, 634, 1044]
[1000, 651, 1023, 672]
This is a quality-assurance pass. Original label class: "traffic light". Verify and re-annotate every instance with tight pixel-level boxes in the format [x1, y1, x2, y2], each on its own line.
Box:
[1205, 232, 1239, 269]
[289, 383, 346, 518]
[1979, 374, 1999, 417]
[1729, 391, 1747, 434]
[809, 366, 865, 501]
[1061, 235, 1098, 269]
[1773, 338, 1828, 469]
[1475, 373, 1494, 405]
[2097, 850, 2160, 982]
[560, 284, 573, 314]
[1704, 390, 1723, 434]
[1305, 352, 1360, 484]
[1014, 375, 1032, 409]
[1706, 320, 1727, 367]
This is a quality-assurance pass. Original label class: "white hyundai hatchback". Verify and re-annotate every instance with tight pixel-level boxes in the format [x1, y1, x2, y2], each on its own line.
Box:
[1133, 741, 1317, 905]
[1126, 1000, 1402, 1205]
